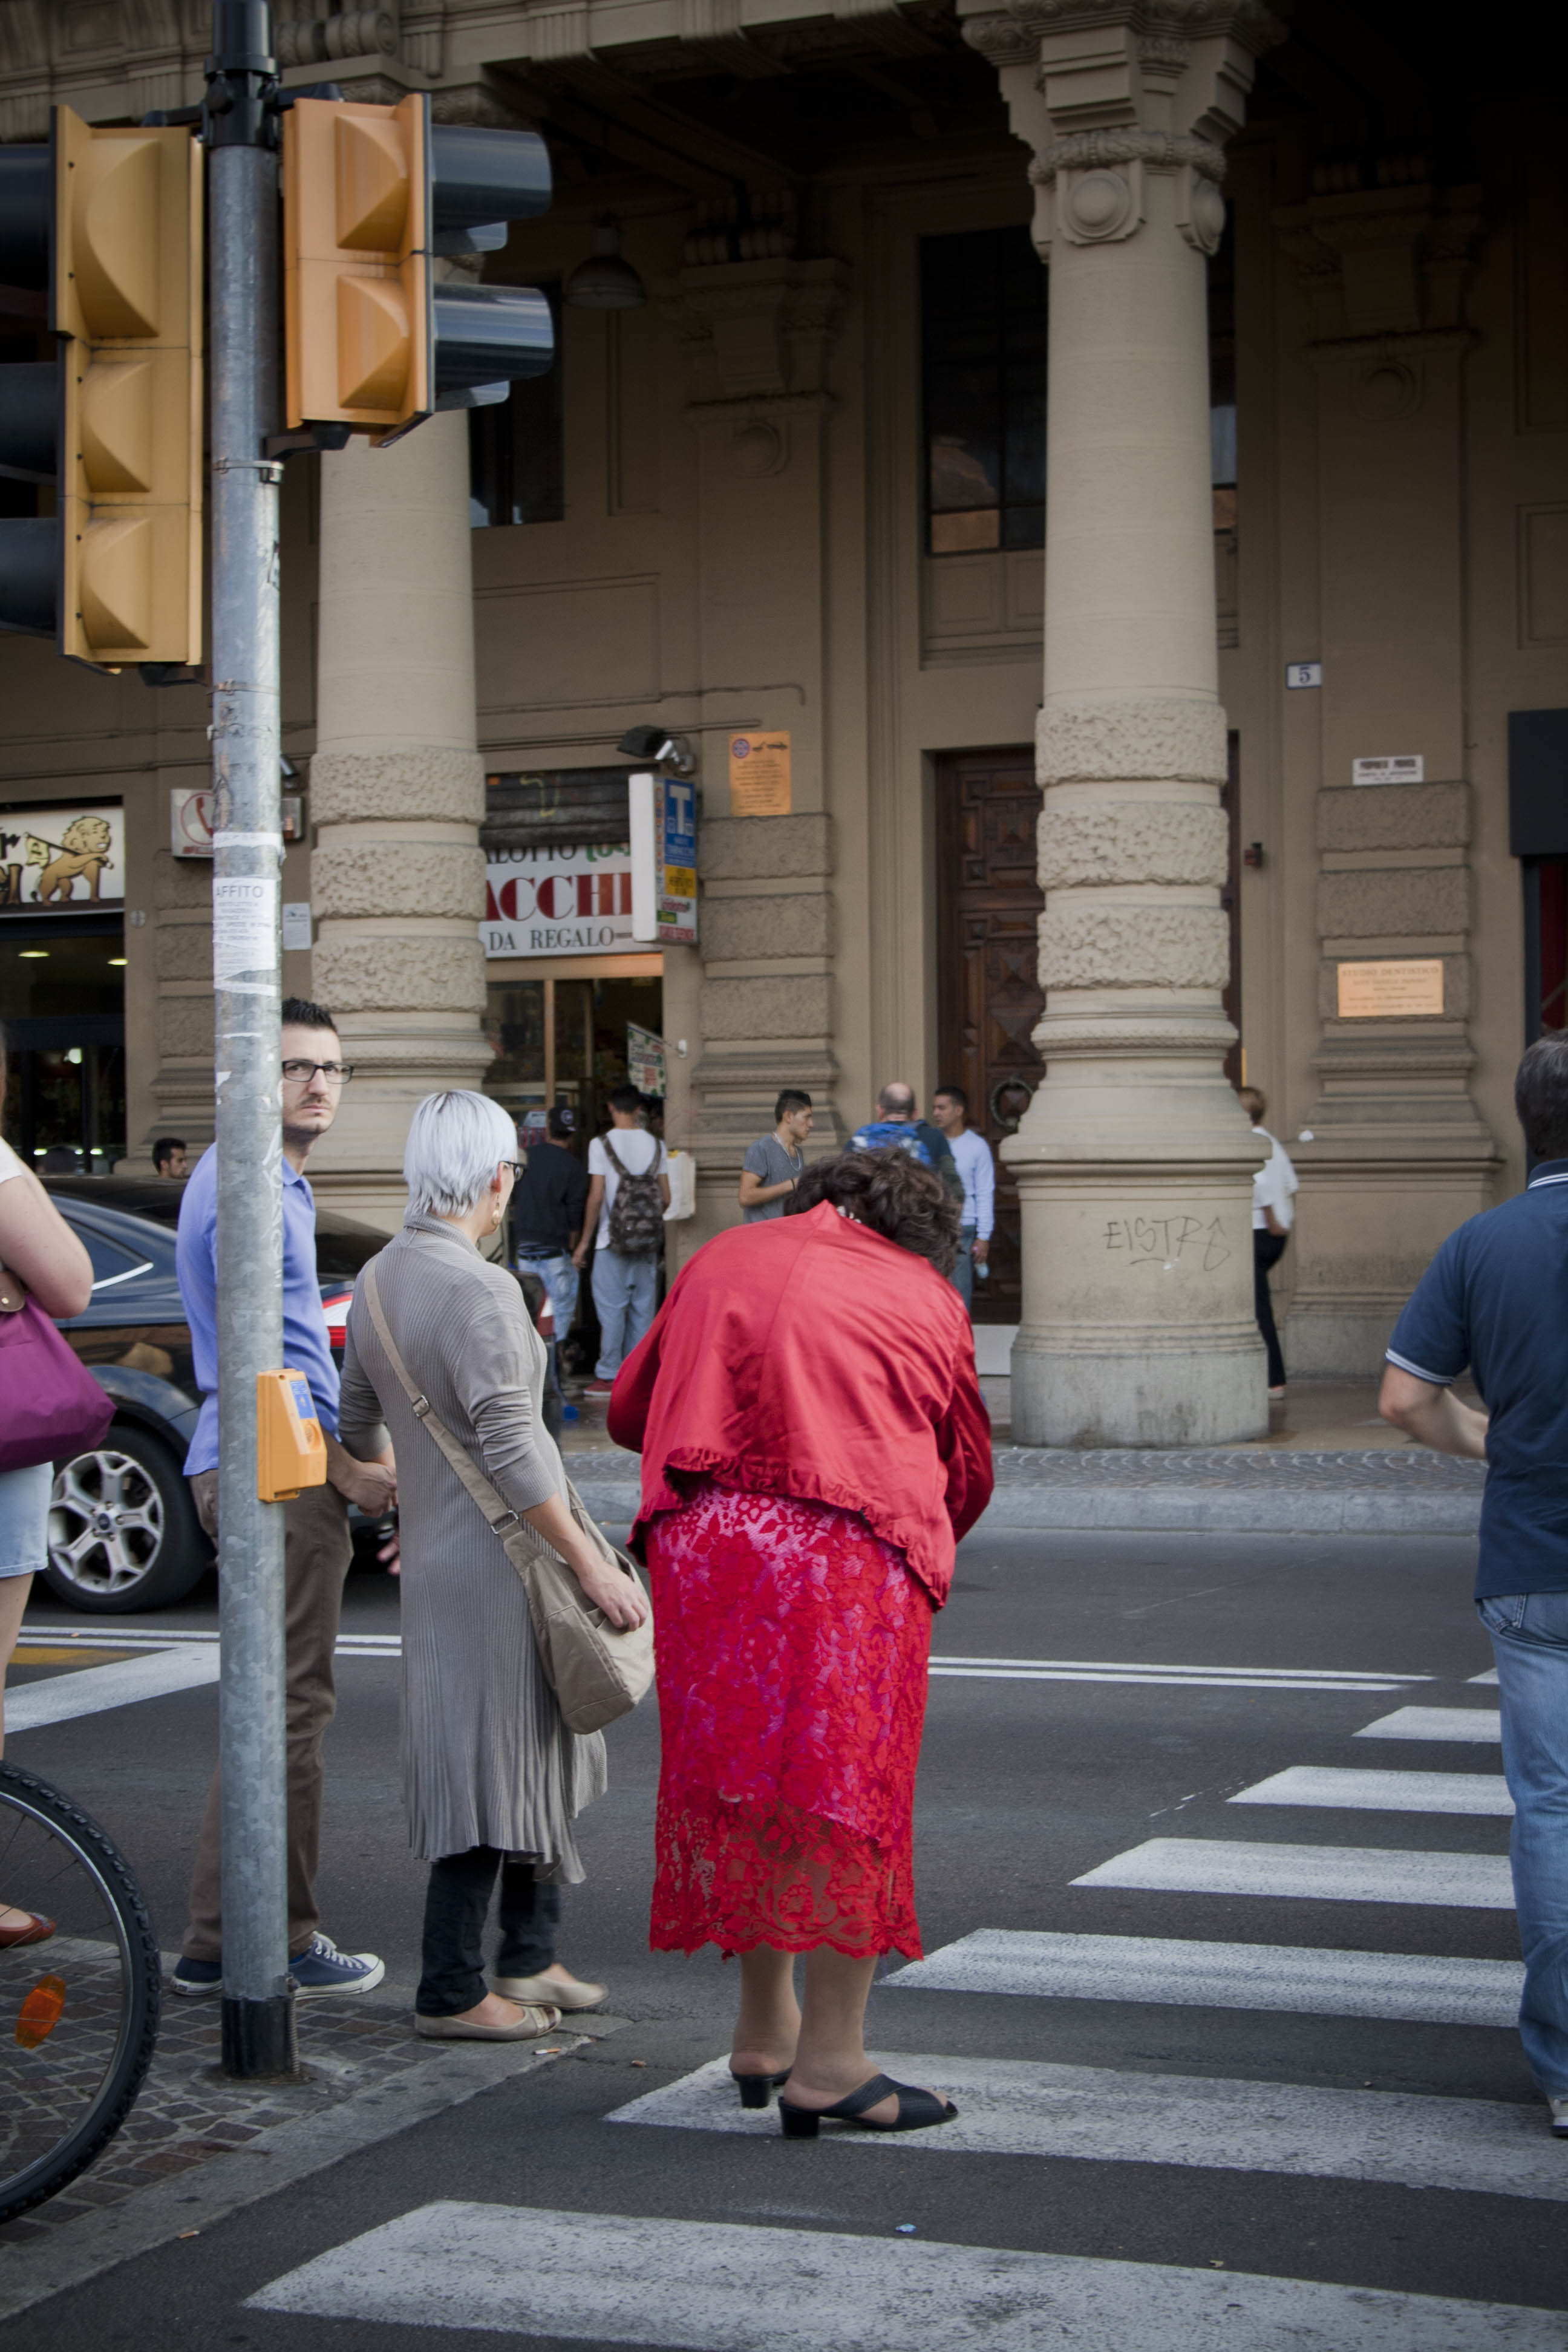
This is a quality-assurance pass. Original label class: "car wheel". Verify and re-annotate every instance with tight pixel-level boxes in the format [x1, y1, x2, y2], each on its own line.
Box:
[44, 1425, 210, 1614]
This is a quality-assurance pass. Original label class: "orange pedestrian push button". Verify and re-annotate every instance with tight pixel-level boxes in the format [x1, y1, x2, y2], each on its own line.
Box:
[256, 1370, 327, 1501]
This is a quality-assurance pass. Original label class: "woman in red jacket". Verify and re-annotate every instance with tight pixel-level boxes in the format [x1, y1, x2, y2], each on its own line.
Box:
[609, 1147, 993, 2138]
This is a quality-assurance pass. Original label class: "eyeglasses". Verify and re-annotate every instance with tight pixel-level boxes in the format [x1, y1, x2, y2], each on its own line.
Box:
[281, 1060, 355, 1086]
[501, 1160, 524, 1182]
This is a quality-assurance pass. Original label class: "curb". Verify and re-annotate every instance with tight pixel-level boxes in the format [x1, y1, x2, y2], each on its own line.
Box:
[571, 1481, 1483, 1542]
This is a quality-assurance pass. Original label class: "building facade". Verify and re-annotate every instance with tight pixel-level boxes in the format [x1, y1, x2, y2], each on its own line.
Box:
[1, 0, 1565, 1432]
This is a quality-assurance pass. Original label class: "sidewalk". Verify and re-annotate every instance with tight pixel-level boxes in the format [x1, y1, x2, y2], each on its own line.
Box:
[560, 1377, 1486, 1539]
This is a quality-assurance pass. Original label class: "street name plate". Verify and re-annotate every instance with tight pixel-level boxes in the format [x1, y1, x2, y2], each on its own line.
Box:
[1338, 958, 1445, 1018]
[1353, 754, 1425, 786]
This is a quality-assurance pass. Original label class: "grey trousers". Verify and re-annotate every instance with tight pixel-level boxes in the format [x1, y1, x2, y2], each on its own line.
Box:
[182, 1471, 353, 1961]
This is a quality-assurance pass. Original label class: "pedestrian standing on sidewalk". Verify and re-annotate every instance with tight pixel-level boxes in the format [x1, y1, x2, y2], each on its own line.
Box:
[610, 1146, 993, 2138]
[171, 999, 393, 2001]
[1379, 1033, 1568, 2141]
[737, 1089, 814, 1223]
[340, 1091, 642, 2041]
[931, 1085, 995, 1312]
[512, 1105, 589, 1350]
[851, 1082, 965, 1214]
[573, 1085, 669, 1397]
[1240, 1085, 1298, 1400]
[0, 1024, 93, 1950]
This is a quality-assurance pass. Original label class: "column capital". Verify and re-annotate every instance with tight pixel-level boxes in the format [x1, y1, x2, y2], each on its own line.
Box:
[961, 0, 1282, 252]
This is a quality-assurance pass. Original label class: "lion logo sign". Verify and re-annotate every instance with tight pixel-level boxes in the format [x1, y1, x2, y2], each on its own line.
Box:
[27, 815, 116, 904]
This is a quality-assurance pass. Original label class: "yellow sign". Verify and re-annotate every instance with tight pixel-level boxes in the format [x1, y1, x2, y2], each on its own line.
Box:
[1337, 958, 1445, 1018]
[729, 731, 792, 815]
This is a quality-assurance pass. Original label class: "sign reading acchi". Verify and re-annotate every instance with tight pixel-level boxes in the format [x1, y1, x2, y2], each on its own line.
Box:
[483, 843, 635, 958]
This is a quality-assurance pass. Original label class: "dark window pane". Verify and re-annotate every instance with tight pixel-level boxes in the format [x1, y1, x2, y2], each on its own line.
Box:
[923, 226, 1046, 558]
[469, 282, 563, 529]
[1002, 503, 1044, 550]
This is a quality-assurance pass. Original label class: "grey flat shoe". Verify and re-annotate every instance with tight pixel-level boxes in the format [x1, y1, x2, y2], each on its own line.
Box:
[414, 2001, 561, 2042]
[493, 1971, 606, 2011]
[1549, 2094, 1568, 2139]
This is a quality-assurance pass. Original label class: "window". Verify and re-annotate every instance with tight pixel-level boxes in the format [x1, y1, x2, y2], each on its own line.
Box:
[921, 227, 1046, 556]
[469, 283, 564, 528]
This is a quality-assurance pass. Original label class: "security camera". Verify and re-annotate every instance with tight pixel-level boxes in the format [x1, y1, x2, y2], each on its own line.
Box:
[617, 725, 696, 778]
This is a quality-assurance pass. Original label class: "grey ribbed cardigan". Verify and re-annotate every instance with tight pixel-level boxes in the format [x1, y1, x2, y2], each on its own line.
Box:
[338, 1209, 606, 1873]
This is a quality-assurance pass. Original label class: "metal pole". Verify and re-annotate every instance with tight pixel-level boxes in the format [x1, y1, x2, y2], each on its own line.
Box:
[207, 0, 295, 2079]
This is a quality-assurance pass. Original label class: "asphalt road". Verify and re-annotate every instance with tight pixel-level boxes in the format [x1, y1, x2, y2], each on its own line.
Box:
[4, 1525, 1563, 2350]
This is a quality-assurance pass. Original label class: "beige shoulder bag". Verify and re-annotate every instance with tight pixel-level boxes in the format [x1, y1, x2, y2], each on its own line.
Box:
[360, 1258, 654, 1735]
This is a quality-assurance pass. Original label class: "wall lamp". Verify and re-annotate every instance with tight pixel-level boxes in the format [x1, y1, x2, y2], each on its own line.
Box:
[618, 724, 697, 778]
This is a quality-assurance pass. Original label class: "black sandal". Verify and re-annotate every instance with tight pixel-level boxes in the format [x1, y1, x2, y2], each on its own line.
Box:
[731, 2069, 792, 2110]
[779, 2073, 958, 2138]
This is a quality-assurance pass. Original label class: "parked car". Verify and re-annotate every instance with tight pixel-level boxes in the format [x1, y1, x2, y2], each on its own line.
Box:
[40, 1176, 391, 1615]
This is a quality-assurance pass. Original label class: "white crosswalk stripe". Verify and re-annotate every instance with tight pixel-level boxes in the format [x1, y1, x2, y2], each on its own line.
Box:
[929, 1655, 1429, 1693]
[1068, 1837, 1515, 1907]
[246, 2201, 1568, 2350]
[881, 1929, 1524, 2025]
[1230, 1766, 1514, 1815]
[4, 1643, 220, 1730]
[609, 2051, 1563, 2203]
[1356, 1706, 1502, 1742]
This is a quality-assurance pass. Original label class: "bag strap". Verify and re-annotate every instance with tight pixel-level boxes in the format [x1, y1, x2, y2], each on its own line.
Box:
[359, 1259, 604, 1571]
[601, 1136, 627, 1179]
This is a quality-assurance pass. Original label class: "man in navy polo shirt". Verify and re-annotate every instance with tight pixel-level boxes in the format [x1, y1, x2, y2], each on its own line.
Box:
[1380, 1033, 1568, 2139]
[172, 999, 396, 2000]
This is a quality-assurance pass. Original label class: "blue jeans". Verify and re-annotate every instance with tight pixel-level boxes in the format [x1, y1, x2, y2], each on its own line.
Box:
[518, 1251, 580, 1340]
[950, 1226, 976, 1312]
[591, 1247, 657, 1380]
[1478, 1591, 1568, 2092]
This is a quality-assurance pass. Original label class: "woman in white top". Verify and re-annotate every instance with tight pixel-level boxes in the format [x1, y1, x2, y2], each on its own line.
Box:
[0, 1022, 94, 1945]
[1240, 1085, 1298, 1400]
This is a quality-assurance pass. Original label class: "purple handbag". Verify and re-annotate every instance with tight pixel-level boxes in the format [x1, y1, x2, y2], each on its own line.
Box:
[0, 1266, 115, 1474]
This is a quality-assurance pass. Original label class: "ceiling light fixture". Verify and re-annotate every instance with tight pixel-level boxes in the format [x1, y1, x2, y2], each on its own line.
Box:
[565, 217, 646, 311]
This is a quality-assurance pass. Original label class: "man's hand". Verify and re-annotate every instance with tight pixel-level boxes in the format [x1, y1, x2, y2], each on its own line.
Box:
[1378, 1365, 1489, 1460]
[973, 1238, 989, 1267]
[571, 1242, 589, 1271]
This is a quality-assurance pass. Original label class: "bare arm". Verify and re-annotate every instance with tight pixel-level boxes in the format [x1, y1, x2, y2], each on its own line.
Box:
[1379, 1364, 1489, 1460]
[737, 1169, 794, 1210]
[0, 1172, 94, 1318]
[572, 1176, 604, 1269]
[659, 1171, 671, 1210]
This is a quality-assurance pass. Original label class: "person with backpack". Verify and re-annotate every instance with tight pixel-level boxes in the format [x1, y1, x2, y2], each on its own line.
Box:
[850, 1082, 965, 1213]
[572, 1085, 671, 1396]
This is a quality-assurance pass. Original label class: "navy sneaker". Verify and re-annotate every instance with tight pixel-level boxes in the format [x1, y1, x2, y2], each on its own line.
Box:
[171, 1956, 223, 1998]
[288, 1933, 385, 1998]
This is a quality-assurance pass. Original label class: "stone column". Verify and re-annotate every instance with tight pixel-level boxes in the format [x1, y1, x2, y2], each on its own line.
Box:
[306, 413, 489, 1228]
[960, 0, 1279, 1446]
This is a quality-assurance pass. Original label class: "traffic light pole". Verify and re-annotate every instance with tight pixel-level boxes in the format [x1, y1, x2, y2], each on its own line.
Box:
[206, 1, 295, 2080]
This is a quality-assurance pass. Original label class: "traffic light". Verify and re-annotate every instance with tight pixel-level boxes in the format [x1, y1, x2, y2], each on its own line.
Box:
[283, 93, 553, 441]
[0, 109, 203, 668]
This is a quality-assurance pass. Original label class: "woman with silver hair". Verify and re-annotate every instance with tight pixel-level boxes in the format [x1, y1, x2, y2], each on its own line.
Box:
[339, 1089, 647, 2040]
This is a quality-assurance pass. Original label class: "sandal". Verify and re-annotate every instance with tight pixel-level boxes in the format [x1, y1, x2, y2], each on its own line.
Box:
[779, 2072, 957, 2138]
[731, 2068, 792, 2110]
[414, 2001, 562, 2042]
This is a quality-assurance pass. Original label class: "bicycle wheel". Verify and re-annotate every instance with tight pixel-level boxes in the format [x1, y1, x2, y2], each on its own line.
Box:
[0, 1762, 160, 2225]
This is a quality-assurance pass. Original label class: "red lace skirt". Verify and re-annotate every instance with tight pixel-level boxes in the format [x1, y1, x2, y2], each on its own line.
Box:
[644, 1478, 933, 1960]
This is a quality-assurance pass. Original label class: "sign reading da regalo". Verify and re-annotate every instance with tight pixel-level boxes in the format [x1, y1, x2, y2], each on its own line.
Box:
[483, 842, 635, 958]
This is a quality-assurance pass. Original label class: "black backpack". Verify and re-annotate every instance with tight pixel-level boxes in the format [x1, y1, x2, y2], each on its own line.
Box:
[603, 1136, 665, 1258]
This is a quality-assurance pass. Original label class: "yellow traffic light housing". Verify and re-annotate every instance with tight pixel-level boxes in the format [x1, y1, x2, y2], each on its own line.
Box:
[283, 95, 429, 434]
[54, 109, 203, 670]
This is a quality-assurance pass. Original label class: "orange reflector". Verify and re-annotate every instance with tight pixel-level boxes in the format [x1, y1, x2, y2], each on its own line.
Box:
[15, 1975, 66, 2049]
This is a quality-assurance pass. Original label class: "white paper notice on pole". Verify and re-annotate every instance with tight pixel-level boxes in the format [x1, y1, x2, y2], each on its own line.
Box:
[212, 876, 278, 994]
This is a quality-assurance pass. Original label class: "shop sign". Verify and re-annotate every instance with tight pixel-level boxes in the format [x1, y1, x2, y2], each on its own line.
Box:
[0, 803, 123, 910]
[1337, 958, 1445, 1018]
[657, 776, 697, 946]
[483, 841, 635, 958]
[728, 731, 791, 815]
[627, 1022, 667, 1096]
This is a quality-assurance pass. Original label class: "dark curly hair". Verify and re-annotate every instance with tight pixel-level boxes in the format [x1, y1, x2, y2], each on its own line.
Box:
[786, 1146, 960, 1277]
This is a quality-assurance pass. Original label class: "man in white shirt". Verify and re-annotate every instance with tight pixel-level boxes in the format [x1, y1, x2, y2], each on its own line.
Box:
[1240, 1084, 1298, 1399]
[932, 1085, 996, 1314]
[572, 1085, 671, 1394]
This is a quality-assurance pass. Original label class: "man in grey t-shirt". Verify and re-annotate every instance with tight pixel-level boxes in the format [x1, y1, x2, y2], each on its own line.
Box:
[738, 1089, 814, 1223]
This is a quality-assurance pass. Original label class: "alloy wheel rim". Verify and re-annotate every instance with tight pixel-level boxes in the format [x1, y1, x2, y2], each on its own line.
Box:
[47, 1451, 164, 1596]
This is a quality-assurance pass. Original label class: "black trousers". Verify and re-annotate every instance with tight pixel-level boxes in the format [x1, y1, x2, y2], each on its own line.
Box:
[417, 1846, 563, 2017]
[1253, 1229, 1289, 1390]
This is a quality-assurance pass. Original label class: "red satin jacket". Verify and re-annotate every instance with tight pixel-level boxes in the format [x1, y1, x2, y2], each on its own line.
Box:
[607, 1201, 995, 1606]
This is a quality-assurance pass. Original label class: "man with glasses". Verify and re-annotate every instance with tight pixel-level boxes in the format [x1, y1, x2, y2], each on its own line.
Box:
[171, 998, 394, 1999]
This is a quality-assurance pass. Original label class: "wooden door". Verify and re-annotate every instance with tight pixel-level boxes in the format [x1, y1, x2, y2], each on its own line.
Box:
[936, 749, 1045, 1323]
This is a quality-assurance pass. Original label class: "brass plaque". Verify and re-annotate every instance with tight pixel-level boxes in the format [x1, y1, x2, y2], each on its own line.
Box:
[1337, 958, 1444, 1018]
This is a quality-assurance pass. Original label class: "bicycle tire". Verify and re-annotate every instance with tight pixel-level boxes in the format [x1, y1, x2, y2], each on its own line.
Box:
[0, 1762, 161, 2226]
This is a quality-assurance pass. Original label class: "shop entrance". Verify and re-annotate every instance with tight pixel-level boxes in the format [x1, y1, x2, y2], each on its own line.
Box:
[935, 748, 1044, 1324]
[484, 955, 664, 1137]
[0, 916, 126, 1170]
